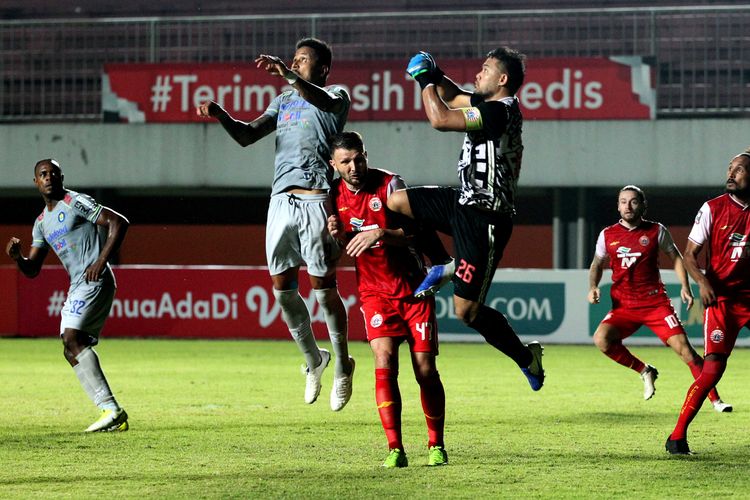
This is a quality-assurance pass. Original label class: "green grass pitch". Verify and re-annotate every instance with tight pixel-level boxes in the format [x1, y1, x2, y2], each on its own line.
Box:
[0, 338, 748, 498]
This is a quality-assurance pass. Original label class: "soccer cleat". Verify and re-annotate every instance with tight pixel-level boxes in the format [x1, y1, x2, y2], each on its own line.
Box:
[330, 356, 356, 412]
[84, 408, 128, 433]
[414, 258, 455, 298]
[712, 399, 733, 413]
[303, 349, 331, 404]
[427, 445, 448, 466]
[521, 341, 545, 391]
[640, 364, 658, 400]
[665, 436, 693, 455]
[382, 448, 408, 468]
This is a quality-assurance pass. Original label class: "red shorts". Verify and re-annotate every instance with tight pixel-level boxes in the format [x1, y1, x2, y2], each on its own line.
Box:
[601, 302, 685, 344]
[360, 294, 439, 354]
[703, 299, 750, 356]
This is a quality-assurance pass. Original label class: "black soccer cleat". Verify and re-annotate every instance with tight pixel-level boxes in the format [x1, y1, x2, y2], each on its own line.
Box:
[665, 436, 693, 455]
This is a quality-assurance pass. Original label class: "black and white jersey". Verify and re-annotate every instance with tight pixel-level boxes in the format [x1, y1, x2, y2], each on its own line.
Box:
[457, 95, 523, 215]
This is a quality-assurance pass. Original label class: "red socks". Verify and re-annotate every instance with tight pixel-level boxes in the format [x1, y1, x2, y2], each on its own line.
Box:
[671, 359, 727, 440]
[375, 368, 402, 450]
[603, 342, 646, 373]
[418, 372, 445, 448]
[687, 359, 720, 403]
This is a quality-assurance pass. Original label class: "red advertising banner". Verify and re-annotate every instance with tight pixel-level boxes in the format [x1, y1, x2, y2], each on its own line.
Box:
[14, 266, 367, 340]
[103, 57, 654, 123]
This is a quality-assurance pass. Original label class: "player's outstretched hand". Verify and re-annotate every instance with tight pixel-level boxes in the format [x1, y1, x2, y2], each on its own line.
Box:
[406, 51, 444, 89]
[406, 51, 436, 78]
[698, 283, 717, 308]
[196, 101, 222, 118]
[327, 215, 348, 247]
[587, 287, 600, 304]
[346, 229, 384, 257]
[84, 259, 106, 284]
[6, 237, 21, 261]
[681, 286, 694, 310]
[255, 54, 290, 77]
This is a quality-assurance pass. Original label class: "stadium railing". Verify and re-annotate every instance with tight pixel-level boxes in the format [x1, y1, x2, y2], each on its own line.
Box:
[1, 5, 749, 121]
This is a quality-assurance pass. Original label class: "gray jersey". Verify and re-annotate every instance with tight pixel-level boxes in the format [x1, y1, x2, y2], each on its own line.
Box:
[263, 85, 350, 195]
[32, 189, 111, 285]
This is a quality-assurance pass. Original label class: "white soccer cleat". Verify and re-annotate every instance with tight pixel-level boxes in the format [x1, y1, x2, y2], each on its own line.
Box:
[640, 364, 658, 400]
[330, 357, 355, 412]
[303, 349, 331, 404]
[712, 399, 733, 413]
[85, 408, 128, 432]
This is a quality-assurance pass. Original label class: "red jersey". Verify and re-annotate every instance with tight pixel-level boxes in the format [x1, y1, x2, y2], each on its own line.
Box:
[332, 168, 425, 299]
[595, 219, 676, 309]
[689, 193, 750, 298]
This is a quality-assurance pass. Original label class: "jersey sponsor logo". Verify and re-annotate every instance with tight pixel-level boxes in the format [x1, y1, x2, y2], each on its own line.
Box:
[720, 224, 730, 230]
[710, 329, 725, 343]
[46, 226, 69, 243]
[729, 233, 750, 261]
[609, 240, 620, 246]
[53, 239, 67, 251]
[57, 212, 66, 222]
[639, 236, 649, 246]
[349, 217, 365, 229]
[74, 200, 93, 216]
[615, 246, 641, 268]
[338, 206, 349, 212]
[370, 313, 383, 328]
[368, 196, 382, 211]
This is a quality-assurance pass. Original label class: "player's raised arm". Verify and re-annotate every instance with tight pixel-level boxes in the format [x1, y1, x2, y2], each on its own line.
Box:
[255, 54, 347, 114]
[196, 101, 276, 147]
[407, 52, 472, 132]
[84, 207, 129, 283]
[6, 237, 48, 278]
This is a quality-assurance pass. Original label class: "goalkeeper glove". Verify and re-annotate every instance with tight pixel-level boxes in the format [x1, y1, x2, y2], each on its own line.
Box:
[406, 51, 444, 89]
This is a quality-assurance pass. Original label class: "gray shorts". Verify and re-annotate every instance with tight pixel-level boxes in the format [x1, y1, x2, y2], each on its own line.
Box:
[59, 270, 116, 344]
[266, 192, 340, 277]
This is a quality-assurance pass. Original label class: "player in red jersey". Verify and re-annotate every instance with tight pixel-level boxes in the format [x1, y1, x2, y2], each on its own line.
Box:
[589, 186, 730, 411]
[327, 131, 447, 468]
[666, 150, 750, 455]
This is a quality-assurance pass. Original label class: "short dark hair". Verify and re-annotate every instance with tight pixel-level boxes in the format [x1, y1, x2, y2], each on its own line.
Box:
[486, 46, 526, 95]
[34, 158, 61, 175]
[296, 37, 332, 69]
[329, 131, 365, 153]
[619, 184, 647, 205]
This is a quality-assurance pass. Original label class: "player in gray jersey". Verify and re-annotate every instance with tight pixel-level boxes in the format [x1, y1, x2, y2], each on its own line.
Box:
[6, 159, 130, 432]
[197, 37, 355, 411]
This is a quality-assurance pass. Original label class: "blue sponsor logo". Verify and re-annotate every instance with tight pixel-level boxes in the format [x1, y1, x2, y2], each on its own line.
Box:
[434, 282, 564, 336]
[46, 226, 69, 243]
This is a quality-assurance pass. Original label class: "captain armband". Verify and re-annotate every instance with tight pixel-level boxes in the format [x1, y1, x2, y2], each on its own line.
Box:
[460, 107, 483, 131]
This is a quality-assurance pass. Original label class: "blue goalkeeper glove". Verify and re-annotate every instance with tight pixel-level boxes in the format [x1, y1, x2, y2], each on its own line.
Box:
[406, 51, 444, 89]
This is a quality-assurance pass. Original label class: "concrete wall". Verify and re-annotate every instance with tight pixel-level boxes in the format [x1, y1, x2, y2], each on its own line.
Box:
[3, 119, 749, 189]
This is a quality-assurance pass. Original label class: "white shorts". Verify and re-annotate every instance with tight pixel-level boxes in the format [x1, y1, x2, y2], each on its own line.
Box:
[266, 192, 340, 277]
[60, 271, 116, 345]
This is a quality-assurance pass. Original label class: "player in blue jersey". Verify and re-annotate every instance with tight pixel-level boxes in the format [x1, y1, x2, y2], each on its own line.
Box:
[197, 38, 355, 410]
[6, 159, 130, 432]
[387, 47, 545, 390]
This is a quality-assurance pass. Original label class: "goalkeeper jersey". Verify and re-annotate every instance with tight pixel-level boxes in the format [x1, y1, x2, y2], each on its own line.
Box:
[457, 94, 523, 215]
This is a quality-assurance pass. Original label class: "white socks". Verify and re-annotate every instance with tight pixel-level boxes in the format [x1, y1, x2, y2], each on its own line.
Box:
[314, 288, 350, 377]
[73, 347, 119, 411]
[273, 288, 322, 370]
